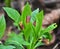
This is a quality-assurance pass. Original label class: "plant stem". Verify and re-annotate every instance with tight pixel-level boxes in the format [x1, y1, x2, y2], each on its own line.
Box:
[26, 40, 37, 49]
[26, 45, 35, 49]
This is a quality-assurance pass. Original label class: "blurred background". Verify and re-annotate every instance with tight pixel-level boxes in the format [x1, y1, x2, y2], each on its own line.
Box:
[0, 0, 60, 49]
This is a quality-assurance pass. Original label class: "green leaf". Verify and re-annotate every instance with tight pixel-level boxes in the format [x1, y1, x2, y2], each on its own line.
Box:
[0, 45, 15, 49]
[34, 41, 44, 49]
[24, 23, 32, 41]
[43, 23, 57, 33]
[39, 23, 57, 41]
[41, 23, 57, 41]
[36, 10, 44, 36]
[15, 46, 23, 49]
[5, 32, 29, 48]
[3, 7, 20, 24]
[0, 15, 6, 39]
[30, 8, 39, 23]
[18, 33, 30, 45]
[21, 3, 32, 27]
[31, 25, 37, 39]
[42, 32, 52, 41]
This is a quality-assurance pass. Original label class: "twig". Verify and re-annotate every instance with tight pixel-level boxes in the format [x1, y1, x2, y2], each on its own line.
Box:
[52, 42, 60, 49]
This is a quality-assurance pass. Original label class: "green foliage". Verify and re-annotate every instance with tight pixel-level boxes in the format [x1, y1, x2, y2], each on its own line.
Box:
[5, 32, 30, 49]
[3, 3, 57, 49]
[30, 8, 39, 23]
[23, 23, 32, 41]
[0, 45, 15, 49]
[21, 3, 32, 28]
[43, 23, 57, 33]
[36, 10, 44, 36]
[34, 41, 44, 49]
[3, 7, 20, 26]
[0, 15, 6, 39]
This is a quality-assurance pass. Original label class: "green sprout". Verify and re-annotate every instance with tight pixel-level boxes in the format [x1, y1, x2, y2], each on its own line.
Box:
[0, 3, 57, 49]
